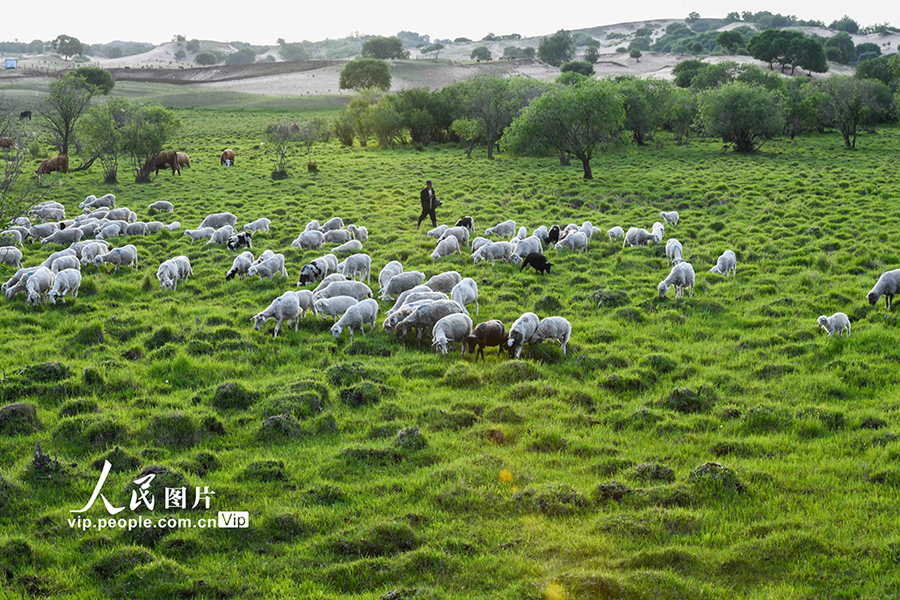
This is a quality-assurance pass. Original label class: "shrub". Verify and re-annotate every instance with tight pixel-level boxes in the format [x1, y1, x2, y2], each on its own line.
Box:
[560, 60, 594, 76]
[195, 51, 217, 65]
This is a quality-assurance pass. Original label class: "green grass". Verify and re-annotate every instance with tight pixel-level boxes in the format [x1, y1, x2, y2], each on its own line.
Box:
[1, 99, 899, 599]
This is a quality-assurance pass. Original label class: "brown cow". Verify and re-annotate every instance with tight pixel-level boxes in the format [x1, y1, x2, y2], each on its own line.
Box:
[0, 137, 15, 149]
[35, 154, 68, 175]
[144, 151, 180, 176]
[220, 148, 235, 166]
[176, 152, 191, 169]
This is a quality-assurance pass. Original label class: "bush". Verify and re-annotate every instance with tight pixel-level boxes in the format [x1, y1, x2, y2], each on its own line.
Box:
[560, 60, 594, 76]
[195, 51, 217, 65]
[72, 66, 115, 94]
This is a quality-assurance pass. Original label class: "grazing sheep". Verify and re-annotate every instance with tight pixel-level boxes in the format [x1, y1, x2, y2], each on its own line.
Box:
[427, 224, 449, 239]
[660, 211, 679, 226]
[425, 271, 462, 294]
[319, 217, 344, 232]
[867, 269, 900, 310]
[332, 240, 363, 254]
[25, 267, 54, 306]
[41, 248, 76, 269]
[455, 216, 475, 232]
[69, 239, 102, 259]
[520, 252, 552, 275]
[0, 229, 23, 246]
[313, 280, 372, 302]
[511, 236, 543, 264]
[378, 260, 403, 292]
[337, 253, 372, 284]
[146, 221, 164, 233]
[200, 212, 237, 229]
[817, 312, 850, 338]
[652, 222, 665, 243]
[383, 299, 437, 333]
[465, 320, 507, 362]
[50, 255, 80, 274]
[166, 222, 181, 231]
[80, 242, 109, 266]
[666, 239, 684, 266]
[439, 226, 470, 248]
[126, 222, 148, 236]
[516, 226, 527, 240]
[157, 259, 179, 290]
[313, 274, 348, 294]
[148, 201, 174, 214]
[81, 193, 115, 210]
[48, 268, 80, 304]
[606, 226, 624, 242]
[451, 277, 479, 316]
[432, 313, 474, 356]
[94, 245, 138, 272]
[226, 251, 255, 281]
[298, 255, 339, 285]
[4, 268, 39, 301]
[164, 255, 192, 289]
[556, 231, 587, 252]
[533, 225, 549, 242]
[658, 262, 695, 299]
[471, 236, 491, 252]
[531, 316, 572, 355]
[251, 291, 301, 339]
[384, 284, 432, 313]
[380, 271, 425, 301]
[253, 249, 275, 265]
[579, 221, 596, 243]
[208, 225, 237, 245]
[244, 218, 271, 234]
[226, 231, 253, 251]
[353, 226, 368, 242]
[0, 247, 22, 269]
[184, 227, 215, 243]
[709, 250, 736, 278]
[296, 289, 317, 318]
[11, 216, 31, 227]
[506, 312, 540, 359]
[395, 299, 467, 342]
[292, 230, 325, 250]
[386, 290, 447, 316]
[431, 235, 461, 261]
[623, 227, 657, 248]
[485, 220, 516, 239]
[324, 229, 353, 244]
[247, 254, 287, 280]
[559, 223, 579, 241]
[547, 225, 561, 245]
[314, 295, 359, 322]
[31, 222, 59, 241]
[305, 219, 320, 231]
[95, 224, 121, 241]
[105, 207, 134, 222]
[331, 299, 379, 343]
[473, 241, 513, 266]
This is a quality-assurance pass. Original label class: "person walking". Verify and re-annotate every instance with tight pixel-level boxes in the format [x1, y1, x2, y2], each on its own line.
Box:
[417, 179, 440, 229]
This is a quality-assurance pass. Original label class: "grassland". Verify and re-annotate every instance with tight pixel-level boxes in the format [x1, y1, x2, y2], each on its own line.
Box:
[1, 96, 900, 599]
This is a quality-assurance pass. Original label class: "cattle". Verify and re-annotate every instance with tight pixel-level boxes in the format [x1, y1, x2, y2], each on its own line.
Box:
[144, 151, 180, 176]
[176, 152, 191, 169]
[19, 111, 32, 120]
[220, 148, 235, 166]
[0, 138, 14, 149]
[35, 155, 68, 175]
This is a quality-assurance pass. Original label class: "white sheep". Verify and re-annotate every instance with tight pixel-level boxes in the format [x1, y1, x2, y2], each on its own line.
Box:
[166, 222, 181, 231]
[580, 221, 596, 242]
[427, 224, 449, 239]
[395, 299, 467, 342]
[30, 222, 59, 240]
[709, 250, 737, 278]
[324, 229, 353, 244]
[25, 267, 54, 306]
[11, 216, 31, 227]
[47, 269, 81, 305]
[431, 236, 461, 262]
[0, 247, 22, 269]
[658, 262, 695, 298]
[386, 290, 447, 316]
[439, 226, 470, 248]
[470, 236, 492, 252]
[450, 277, 479, 316]
[607, 226, 625, 242]
[146, 221, 164, 233]
[866, 269, 900, 310]
[531, 316, 572, 355]
[148, 201, 174, 214]
[556, 231, 587, 252]
[207, 225, 236, 245]
[817, 313, 850, 338]
[171, 256, 192, 287]
[184, 227, 215, 243]
[337, 253, 372, 284]
[432, 313, 473, 356]
[506, 312, 540, 359]
[313, 274, 349, 295]
[244, 218, 271, 234]
[313, 280, 372, 302]
[126, 222, 148, 236]
[319, 217, 344, 232]
[95, 224, 121, 241]
[80, 242, 109, 266]
[200, 212, 237, 229]
[94, 245, 138, 272]
[383, 299, 437, 332]
[652, 222, 665, 243]
[660, 211, 679, 226]
[511, 236, 543, 264]
[0, 229, 23, 246]
[331, 299, 379, 343]
[665, 239, 684, 266]
[378, 260, 403, 292]
[354, 226, 368, 242]
[332, 240, 363, 254]
[4, 268, 40, 301]
[314, 295, 359, 322]
[105, 207, 133, 222]
[380, 271, 425, 301]
[247, 254, 287, 280]
[253, 249, 275, 265]
[516, 226, 527, 240]
[295, 289, 317, 318]
[485, 220, 516, 239]
[81, 193, 115, 209]
[473, 241, 513, 266]
[41, 248, 76, 269]
[385, 284, 432, 313]
[157, 259, 179, 290]
[305, 220, 321, 231]
[50, 255, 80, 274]
[425, 271, 462, 294]
[623, 227, 657, 248]
[42, 228, 83, 246]
[251, 291, 301, 339]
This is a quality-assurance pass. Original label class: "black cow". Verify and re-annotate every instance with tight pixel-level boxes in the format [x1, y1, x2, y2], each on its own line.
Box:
[520, 252, 552, 274]
[19, 111, 32, 120]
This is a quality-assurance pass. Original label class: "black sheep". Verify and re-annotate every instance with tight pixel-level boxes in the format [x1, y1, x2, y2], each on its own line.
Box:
[547, 225, 560, 245]
[520, 252, 552, 274]
[226, 231, 252, 251]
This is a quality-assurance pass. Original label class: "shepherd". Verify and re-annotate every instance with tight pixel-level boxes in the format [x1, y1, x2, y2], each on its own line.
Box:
[416, 179, 441, 230]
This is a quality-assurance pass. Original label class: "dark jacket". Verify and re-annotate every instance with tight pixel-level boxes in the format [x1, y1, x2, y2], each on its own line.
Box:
[420, 186, 436, 208]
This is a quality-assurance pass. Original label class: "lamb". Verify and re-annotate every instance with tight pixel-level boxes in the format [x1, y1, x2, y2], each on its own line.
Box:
[298, 255, 338, 285]
[516, 226, 527, 240]
[292, 230, 325, 250]
[244, 218, 271, 234]
[432, 313, 474, 356]
[208, 225, 237, 245]
[353, 226, 368, 242]
[25, 267, 54, 306]
[607, 226, 625, 242]
[200, 212, 237, 229]
[395, 299, 467, 342]
[251, 291, 301, 339]
[94, 245, 138, 272]
[48, 268, 81, 304]
[305, 219, 321, 231]
[148, 201, 174, 214]
[184, 227, 215, 243]
[425, 271, 462, 294]
[511, 236, 543, 264]
[313, 280, 372, 302]
[485, 220, 516, 239]
[314, 295, 359, 322]
[166, 222, 181, 231]
[253, 249, 275, 265]
[451, 277, 479, 316]
[427, 224, 448, 239]
[331, 299, 379, 343]
[623, 227, 657, 248]
[660, 211, 679, 226]
[226, 232, 253, 251]
[0, 247, 22, 269]
[146, 221, 164, 233]
[337, 253, 372, 284]
[95, 224, 121, 241]
[547, 225, 561, 245]
[431, 235, 461, 261]
[378, 260, 403, 292]
[532, 225, 549, 242]
[658, 262, 695, 299]
[652, 221, 665, 242]
[319, 217, 344, 232]
[40, 249, 76, 268]
[520, 252, 552, 275]
[80, 242, 110, 266]
[817, 312, 851, 338]
[867, 269, 900, 310]
[247, 254, 287, 280]
[380, 271, 425, 301]
[332, 240, 363, 254]
[50, 255, 80, 274]
[126, 222, 148, 236]
[465, 320, 507, 362]
[455, 216, 475, 232]
[473, 241, 513, 266]
[42, 227, 84, 246]
[157, 259, 179, 291]
[709, 250, 737, 278]
[439, 226, 470, 248]
[324, 229, 353, 244]
[665, 239, 684, 266]
[580, 222, 597, 243]
[506, 312, 540, 359]
[556, 231, 587, 252]
[470, 236, 492, 253]
[225, 251, 255, 281]
[531, 316, 572, 355]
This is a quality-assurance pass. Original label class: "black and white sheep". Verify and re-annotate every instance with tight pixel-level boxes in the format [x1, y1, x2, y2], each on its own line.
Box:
[506, 312, 540, 359]
[455, 216, 475, 232]
[226, 231, 253, 251]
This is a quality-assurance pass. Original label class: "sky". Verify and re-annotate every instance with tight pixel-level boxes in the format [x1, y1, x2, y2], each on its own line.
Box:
[3, 1, 897, 45]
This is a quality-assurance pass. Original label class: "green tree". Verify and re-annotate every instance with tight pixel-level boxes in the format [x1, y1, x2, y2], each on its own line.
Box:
[725, 12, 741, 23]
[854, 56, 898, 87]
[856, 43, 881, 61]
[673, 59, 705, 88]
[829, 15, 859, 33]
[278, 40, 310, 61]
[818, 75, 885, 147]
[522, 47, 536, 59]
[825, 33, 854, 64]
[174, 50, 186, 60]
[690, 61, 740, 90]
[470, 46, 491, 61]
[616, 77, 673, 145]
[503, 46, 521, 59]
[39, 74, 97, 155]
[697, 81, 784, 152]
[296, 117, 331, 169]
[668, 87, 698, 143]
[717, 30, 745, 54]
[51, 34, 83, 60]
[107, 46, 123, 59]
[346, 89, 381, 146]
[450, 118, 485, 156]
[793, 37, 828, 75]
[367, 97, 405, 148]
[583, 39, 600, 64]
[225, 48, 256, 65]
[186, 39, 200, 53]
[503, 78, 626, 179]
[421, 43, 444, 61]
[333, 111, 355, 147]
[81, 96, 130, 183]
[72, 67, 115, 95]
[538, 30, 575, 67]
[195, 51, 217, 65]
[781, 78, 826, 138]
[339, 59, 391, 91]
[630, 49, 642, 59]
[628, 37, 651, 52]
[27, 39, 44, 54]
[265, 122, 300, 176]
[118, 103, 181, 181]
[560, 61, 594, 77]
[747, 30, 781, 69]
[361, 37, 409, 60]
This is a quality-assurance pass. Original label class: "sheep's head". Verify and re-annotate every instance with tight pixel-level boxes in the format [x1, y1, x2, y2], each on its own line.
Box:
[251, 313, 268, 330]
[658, 281, 669, 298]
[48, 291, 58, 304]
[330, 323, 342, 339]
[867, 291, 878, 306]
[816, 315, 829, 328]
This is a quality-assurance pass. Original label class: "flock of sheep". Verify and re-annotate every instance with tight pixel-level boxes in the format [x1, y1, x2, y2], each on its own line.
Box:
[2, 194, 898, 353]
